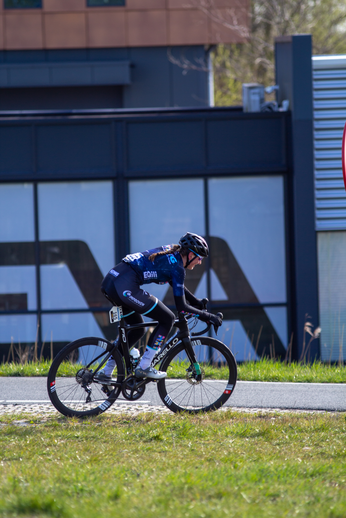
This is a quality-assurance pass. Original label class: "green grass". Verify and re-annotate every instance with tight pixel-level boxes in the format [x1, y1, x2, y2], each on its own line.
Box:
[0, 357, 345, 383]
[0, 411, 345, 517]
[0, 360, 52, 377]
[238, 358, 346, 383]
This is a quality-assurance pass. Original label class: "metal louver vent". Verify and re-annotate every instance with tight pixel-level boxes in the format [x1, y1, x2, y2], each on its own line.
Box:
[313, 56, 346, 230]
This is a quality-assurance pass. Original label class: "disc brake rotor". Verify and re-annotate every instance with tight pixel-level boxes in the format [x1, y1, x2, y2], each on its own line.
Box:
[186, 368, 205, 385]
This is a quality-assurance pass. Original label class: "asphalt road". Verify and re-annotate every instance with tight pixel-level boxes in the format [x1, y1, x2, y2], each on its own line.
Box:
[0, 378, 345, 412]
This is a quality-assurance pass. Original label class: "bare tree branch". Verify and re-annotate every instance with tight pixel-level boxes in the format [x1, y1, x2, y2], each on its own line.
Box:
[168, 0, 346, 105]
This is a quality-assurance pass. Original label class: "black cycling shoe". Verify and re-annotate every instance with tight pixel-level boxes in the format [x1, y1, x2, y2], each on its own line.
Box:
[135, 366, 167, 380]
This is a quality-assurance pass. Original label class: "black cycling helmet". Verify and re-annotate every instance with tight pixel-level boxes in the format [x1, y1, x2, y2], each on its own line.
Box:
[179, 232, 209, 258]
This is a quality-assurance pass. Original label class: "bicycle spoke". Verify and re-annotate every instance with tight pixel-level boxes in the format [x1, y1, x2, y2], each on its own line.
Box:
[48, 337, 124, 417]
[158, 338, 237, 413]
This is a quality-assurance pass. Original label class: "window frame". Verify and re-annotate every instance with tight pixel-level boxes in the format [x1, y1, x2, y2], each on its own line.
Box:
[4, 0, 42, 8]
[86, 0, 125, 7]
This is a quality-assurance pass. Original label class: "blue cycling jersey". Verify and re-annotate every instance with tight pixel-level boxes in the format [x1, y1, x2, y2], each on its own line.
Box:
[122, 245, 185, 297]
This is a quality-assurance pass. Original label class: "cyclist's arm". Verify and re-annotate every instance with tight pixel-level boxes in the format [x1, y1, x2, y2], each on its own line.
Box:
[170, 266, 212, 321]
[184, 286, 205, 309]
[174, 294, 203, 316]
[169, 272, 202, 316]
[174, 294, 222, 330]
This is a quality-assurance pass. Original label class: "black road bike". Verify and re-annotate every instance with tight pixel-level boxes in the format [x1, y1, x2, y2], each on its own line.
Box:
[47, 306, 237, 417]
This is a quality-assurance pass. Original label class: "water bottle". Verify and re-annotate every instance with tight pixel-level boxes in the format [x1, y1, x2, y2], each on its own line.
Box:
[130, 347, 140, 368]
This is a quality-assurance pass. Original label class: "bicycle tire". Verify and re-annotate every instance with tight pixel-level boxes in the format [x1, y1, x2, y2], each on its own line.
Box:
[47, 337, 125, 418]
[157, 337, 237, 413]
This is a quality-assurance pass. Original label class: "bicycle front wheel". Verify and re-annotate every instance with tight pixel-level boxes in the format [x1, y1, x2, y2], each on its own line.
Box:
[157, 337, 237, 413]
[47, 337, 125, 418]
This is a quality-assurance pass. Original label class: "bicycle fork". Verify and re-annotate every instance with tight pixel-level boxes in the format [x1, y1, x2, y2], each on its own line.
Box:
[181, 336, 202, 379]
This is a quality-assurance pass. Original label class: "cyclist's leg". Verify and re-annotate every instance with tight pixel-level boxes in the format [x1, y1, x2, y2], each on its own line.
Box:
[101, 263, 174, 375]
[100, 266, 146, 376]
[101, 263, 147, 346]
[101, 310, 145, 377]
[137, 300, 175, 370]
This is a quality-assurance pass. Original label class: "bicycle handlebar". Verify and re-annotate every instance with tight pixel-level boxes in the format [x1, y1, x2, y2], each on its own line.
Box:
[119, 311, 224, 337]
[191, 324, 211, 336]
[190, 312, 223, 337]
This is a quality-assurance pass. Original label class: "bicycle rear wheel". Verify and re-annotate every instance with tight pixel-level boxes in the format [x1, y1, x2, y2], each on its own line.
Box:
[47, 337, 125, 418]
[157, 337, 237, 413]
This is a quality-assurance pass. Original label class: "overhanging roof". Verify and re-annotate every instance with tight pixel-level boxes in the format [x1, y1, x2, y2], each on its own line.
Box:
[0, 61, 131, 88]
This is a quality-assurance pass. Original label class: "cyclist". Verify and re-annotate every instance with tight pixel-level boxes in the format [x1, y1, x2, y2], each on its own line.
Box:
[96, 232, 223, 382]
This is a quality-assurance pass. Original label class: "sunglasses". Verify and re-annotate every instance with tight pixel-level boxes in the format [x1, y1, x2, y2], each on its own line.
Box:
[189, 249, 203, 261]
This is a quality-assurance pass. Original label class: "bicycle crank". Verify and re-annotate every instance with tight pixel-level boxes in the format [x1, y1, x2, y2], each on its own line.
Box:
[121, 376, 146, 401]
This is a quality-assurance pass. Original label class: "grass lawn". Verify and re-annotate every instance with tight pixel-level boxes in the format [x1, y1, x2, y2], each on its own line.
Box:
[238, 358, 346, 383]
[0, 358, 345, 383]
[0, 410, 345, 518]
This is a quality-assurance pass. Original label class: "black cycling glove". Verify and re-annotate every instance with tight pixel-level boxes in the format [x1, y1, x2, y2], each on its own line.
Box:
[195, 297, 209, 310]
[198, 311, 223, 334]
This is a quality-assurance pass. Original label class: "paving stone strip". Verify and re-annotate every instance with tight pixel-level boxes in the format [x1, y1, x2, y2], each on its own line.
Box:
[0, 403, 334, 418]
[0, 403, 170, 416]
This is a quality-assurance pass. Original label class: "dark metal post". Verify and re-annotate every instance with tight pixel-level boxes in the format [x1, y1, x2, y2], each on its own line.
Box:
[275, 35, 320, 361]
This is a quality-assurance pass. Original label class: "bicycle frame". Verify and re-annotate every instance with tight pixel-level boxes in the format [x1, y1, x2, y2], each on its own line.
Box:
[107, 314, 207, 379]
[47, 308, 236, 417]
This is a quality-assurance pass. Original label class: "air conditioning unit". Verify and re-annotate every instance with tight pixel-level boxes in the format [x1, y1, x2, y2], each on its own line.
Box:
[242, 83, 265, 112]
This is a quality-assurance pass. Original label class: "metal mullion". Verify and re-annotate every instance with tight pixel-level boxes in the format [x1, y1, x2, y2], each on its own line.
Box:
[33, 182, 42, 354]
[114, 119, 129, 261]
[204, 176, 211, 302]
[111, 120, 118, 266]
[203, 175, 212, 347]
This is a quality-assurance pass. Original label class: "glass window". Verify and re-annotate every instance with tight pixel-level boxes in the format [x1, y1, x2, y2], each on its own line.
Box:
[4, 0, 41, 8]
[129, 179, 206, 301]
[209, 176, 286, 304]
[42, 312, 103, 346]
[0, 183, 35, 243]
[318, 231, 346, 362]
[0, 267, 37, 311]
[38, 181, 115, 311]
[0, 184, 37, 311]
[41, 311, 114, 358]
[208, 176, 288, 359]
[87, 0, 125, 6]
[0, 314, 38, 362]
[211, 307, 288, 363]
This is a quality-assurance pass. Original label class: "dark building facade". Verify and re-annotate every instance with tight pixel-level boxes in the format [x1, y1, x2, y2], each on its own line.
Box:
[0, 106, 294, 362]
[0, 2, 319, 363]
[0, 0, 248, 110]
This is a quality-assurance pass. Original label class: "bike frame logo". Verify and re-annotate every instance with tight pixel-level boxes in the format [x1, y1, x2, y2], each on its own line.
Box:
[152, 337, 179, 366]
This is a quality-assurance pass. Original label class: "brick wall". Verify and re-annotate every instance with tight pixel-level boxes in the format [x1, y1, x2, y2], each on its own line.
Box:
[0, 0, 248, 50]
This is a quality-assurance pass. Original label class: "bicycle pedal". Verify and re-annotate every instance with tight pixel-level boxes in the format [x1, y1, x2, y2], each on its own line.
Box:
[101, 385, 114, 396]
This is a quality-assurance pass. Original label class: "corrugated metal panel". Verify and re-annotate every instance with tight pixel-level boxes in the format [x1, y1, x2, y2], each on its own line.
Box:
[313, 56, 346, 230]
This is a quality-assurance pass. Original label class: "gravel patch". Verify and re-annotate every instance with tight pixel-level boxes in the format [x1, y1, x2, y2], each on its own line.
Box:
[0, 403, 338, 418]
[0, 403, 171, 416]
